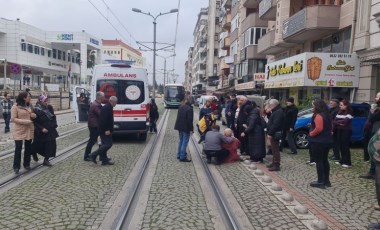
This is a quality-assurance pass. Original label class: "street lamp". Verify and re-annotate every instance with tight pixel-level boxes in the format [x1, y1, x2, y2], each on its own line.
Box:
[156, 53, 175, 87]
[132, 8, 178, 98]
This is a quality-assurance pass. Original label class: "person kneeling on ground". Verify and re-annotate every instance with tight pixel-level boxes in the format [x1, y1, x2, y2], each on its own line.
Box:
[222, 128, 240, 163]
[203, 125, 233, 165]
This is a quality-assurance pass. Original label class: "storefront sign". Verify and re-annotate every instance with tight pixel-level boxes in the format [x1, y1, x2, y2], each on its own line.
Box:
[57, 33, 73, 41]
[264, 52, 359, 89]
[254, 73, 265, 82]
[90, 38, 99, 46]
[235, 81, 255, 91]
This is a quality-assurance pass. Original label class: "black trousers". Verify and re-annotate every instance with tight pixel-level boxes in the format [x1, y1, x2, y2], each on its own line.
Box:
[204, 149, 229, 164]
[92, 134, 113, 163]
[337, 129, 352, 166]
[84, 127, 99, 159]
[331, 131, 340, 160]
[311, 142, 330, 184]
[150, 120, 157, 132]
[14, 140, 32, 169]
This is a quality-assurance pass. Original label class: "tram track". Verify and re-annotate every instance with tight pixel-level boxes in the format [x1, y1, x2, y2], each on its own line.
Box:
[0, 124, 87, 159]
[112, 109, 170, 230]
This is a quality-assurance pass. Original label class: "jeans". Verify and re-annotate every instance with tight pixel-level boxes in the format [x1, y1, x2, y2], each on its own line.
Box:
[3, 113, 11, 130]
[84, 127, 99, 159]
[311, 142, 330, 184]
[92, 134, 113, 163]
[286, 130, 297, 153]
[177, 131, 190, 160]
[13, 140, 32, 169]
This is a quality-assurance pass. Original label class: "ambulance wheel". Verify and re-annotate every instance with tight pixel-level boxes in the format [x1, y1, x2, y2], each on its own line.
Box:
[139, 132, 147, 141]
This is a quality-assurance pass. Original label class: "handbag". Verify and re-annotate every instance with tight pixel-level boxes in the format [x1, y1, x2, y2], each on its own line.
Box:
[273, 131, 283, 141]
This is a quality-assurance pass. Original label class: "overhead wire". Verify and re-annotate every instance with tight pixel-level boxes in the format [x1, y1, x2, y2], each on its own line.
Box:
[170, 0, 181, 83]
[86, 0, 130, 44]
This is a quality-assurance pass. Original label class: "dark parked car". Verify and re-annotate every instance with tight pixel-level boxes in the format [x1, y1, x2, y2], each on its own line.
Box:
[293, 103, 370, 149]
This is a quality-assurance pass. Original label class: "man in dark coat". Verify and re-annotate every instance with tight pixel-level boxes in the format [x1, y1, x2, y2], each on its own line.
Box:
[84, 92, 104, 161]
[329, 99, 340, 161]
[236, 96, 251, 155]
[90, 96, 117, 165]
[282, 97, 298, 154]
[174, 97, 194, 162]
[149, 99, 159, 133]
[266, 99, 284, 171]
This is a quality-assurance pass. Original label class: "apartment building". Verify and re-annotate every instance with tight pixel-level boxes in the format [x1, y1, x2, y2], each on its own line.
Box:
[191, 8, 208, 95]
[184, 47, 193, 92]
[258, 0, 360, 103]
[101, 39, 145, 67]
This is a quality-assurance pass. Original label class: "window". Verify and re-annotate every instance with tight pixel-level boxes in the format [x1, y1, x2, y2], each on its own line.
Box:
[243, 27, 268, 48]
[62, 52, 66, 61]
[231, 15, 239, 32]
[21, 43, 26, 51]
[104, 51, 106, 54]
[48, 50, 52, 57]
[28, 44, 33, 53]
[34, 46, 39, 55]
[312, 27, 352, 53]
[67, 53, 71, 62]
[53, 49, 57, 59]
[58, 50, 62, 60]
[41, 48, 45, 56]
[96, 80, 145, 104]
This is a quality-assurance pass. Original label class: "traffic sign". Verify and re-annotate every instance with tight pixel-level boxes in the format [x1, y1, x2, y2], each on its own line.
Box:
[10, 64, 21, 74]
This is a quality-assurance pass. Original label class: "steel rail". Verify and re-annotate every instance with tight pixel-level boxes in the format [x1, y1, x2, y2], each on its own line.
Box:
[113, 109, 169, 230]
[189, 135, 241, 230]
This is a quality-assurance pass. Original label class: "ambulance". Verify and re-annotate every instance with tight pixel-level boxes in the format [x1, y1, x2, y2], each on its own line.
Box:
[91, 61, 150, 141]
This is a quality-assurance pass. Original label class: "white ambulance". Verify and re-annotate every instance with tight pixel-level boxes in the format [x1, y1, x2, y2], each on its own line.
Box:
[91, 61, 150, 141]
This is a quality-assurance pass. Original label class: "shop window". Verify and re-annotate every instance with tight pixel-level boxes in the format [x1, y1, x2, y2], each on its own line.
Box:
[28, 44, 33, 53]
[21, 43, 26, 51]
[58, 50, 62, 60]
[41, 48, 45, 56]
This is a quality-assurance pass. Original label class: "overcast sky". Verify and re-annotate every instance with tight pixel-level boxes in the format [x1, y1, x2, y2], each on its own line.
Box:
[0, 0, 207, 84]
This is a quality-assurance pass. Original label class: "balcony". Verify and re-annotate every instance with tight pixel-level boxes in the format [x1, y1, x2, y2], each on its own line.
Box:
[282, 5, 341, 43]
[220, 57, 231, 70]
[242, 0, 259, 9]
[241, 45, 266, 60]
[240, 13, 268, 33]
[221, 13, 232, 30]
[258, 30, 294, 55]
[259, 0, 276, 20]
[221, 36, 231, 50]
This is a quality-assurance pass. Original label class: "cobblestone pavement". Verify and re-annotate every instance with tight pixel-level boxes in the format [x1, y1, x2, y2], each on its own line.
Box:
[0, 110, 77, 150]
[265, 147, 378, 229]
[141, 110, 214, 230]
[0, 128, 89, 177]
[0, 132, 152, 229]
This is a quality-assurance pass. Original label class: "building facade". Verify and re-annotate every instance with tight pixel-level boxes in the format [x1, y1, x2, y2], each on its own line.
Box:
[101, 39, 145, 67]
[0, 18, 101, 91]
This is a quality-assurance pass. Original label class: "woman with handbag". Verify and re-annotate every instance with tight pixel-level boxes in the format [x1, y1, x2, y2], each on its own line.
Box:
[11, 92, 36, 174]
[32, 95, 59, 166]
[309, 99, 333, 189]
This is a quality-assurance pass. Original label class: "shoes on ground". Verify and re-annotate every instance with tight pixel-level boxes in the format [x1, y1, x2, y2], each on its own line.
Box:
[179, 159, 192, 162]
[24, 166, 31, 170]
[288, 151, 297, 155]
[325, 181, 332, 187]
[335, 162, 341, 165]
[14, 168, 19, 174]
[266, 163, 274, 168]
[206, 158, 211, 164]
[368, 222, 380, 229]
[359, 173, 375, 180]
[84, 157, 92, 162]
[310, 181, 326, 189]
[309, 162, 316, 166]
[101, 160, 115, 166]
[43, 160, 52, 167]
[342, 164, 352, 168]
[329, 156, 340, 161]
[268, 166, 280, 171]
[374, 205, 380, 211]
[89, 154, 97, 164]
[32, 154, 39, 162]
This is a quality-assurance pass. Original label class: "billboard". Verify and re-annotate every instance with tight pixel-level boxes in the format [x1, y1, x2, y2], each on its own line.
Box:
[264, 52, 360, 89]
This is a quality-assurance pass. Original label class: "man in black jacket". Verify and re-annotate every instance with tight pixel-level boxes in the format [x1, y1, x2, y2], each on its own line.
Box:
[90, 96, 117, 165]
[266, 99, 284, 171]
[236, 96, 251, 155]
[174, 97, 194, 162]
[283, 97, 298, 154]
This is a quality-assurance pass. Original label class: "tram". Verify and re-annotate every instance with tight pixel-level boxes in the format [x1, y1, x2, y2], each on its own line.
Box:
[164, 84, 185, 108]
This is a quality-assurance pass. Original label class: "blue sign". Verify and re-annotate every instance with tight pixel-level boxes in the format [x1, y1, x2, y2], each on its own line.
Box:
[57, 34, 74, 41]
[90, 38, 99, 45]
